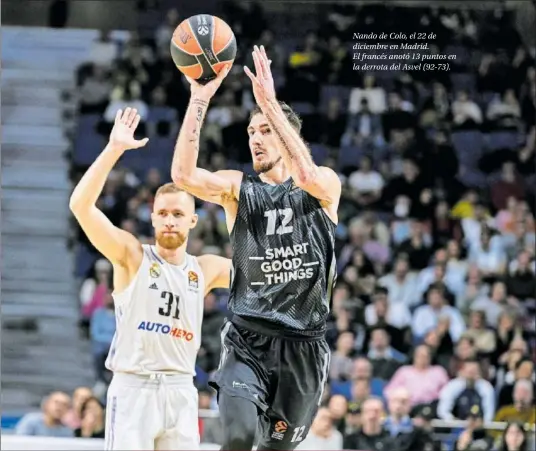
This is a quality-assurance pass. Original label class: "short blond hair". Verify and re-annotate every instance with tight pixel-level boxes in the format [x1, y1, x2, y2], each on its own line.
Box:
[155, 182, 186, 197]
[154, 183, 195, 209]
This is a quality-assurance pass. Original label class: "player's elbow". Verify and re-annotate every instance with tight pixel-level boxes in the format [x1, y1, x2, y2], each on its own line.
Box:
[171, 170, 193, 189]
[69, 193, 85, 216]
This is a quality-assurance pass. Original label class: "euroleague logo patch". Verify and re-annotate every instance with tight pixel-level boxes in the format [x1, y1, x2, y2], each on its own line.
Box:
[197, 25, 209, 35]
[271, 421, 287, 440]
[188, 271, 199, 290]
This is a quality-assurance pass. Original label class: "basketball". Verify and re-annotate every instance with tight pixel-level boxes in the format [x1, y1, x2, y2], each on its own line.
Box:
[170, 14, 237, 84]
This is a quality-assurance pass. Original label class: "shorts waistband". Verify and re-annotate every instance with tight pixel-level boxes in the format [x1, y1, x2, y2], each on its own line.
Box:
[232, 315, 325, 341]
[112, 372, 194, 387]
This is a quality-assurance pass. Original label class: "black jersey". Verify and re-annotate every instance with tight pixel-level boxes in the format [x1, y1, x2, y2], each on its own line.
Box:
[228, 174, 337, 336]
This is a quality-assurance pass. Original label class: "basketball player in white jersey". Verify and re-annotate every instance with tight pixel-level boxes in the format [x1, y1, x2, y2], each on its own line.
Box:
[69, 108, 232, 450]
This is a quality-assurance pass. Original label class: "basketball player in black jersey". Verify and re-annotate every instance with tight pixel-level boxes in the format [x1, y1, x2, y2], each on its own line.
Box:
[172, 45, 341, 450]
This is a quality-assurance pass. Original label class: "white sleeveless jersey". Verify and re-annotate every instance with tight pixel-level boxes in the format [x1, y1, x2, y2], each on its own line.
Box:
[105, 245, 205, 376]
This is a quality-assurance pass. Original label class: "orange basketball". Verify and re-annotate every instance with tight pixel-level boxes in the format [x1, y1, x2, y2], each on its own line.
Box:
[170, 14, 237, 84]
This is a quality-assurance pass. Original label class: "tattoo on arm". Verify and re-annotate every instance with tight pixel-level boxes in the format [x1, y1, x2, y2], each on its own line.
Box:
[187, 99, 209, 153]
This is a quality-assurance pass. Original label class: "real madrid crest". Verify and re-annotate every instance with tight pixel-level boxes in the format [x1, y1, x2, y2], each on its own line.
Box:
[149, 263, 161, 278]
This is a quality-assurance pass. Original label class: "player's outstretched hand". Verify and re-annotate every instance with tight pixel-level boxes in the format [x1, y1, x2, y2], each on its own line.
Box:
[109, 108, 149, 152]
[185, 63, 232, 102]
[244, 45, 276, 107]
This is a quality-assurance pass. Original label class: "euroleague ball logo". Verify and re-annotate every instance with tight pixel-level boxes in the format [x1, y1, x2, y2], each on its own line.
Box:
[198, 25, 209, 36]
[274, 421, 287, 433]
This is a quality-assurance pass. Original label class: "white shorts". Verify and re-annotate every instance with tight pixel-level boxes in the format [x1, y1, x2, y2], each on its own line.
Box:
[105, 373, 199, 450]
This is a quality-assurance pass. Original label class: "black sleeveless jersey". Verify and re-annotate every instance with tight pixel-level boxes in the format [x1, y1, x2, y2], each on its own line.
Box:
[228, 174, 337, 336]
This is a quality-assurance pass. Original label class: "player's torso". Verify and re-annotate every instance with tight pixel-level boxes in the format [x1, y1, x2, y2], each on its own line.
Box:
[229, 175, 337, 334]
[106, 245, 205, 375]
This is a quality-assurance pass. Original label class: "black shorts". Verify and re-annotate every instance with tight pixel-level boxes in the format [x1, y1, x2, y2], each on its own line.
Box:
[209, 317, 331, 449]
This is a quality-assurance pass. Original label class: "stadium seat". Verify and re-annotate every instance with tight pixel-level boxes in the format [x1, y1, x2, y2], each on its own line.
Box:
[485, 131, 520, 151]
[451, 130, 484, 167]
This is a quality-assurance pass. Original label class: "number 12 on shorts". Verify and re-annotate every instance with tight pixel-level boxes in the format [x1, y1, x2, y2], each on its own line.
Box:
[290, 425, 305, 443]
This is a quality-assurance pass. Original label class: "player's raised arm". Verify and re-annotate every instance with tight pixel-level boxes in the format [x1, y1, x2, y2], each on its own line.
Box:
[171, 66, 241, 206]
[244, 45, 341, 208]
[197, 255, 233, 295]
[69, 108, 148, 266]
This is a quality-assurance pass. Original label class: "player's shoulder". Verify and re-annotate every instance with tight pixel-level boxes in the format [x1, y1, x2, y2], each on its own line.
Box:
[214, 169, 244, 184]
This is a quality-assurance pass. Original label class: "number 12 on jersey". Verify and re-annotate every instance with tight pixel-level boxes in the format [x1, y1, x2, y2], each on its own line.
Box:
[159, 291, 180, 319]
[265, 208, 293, 236]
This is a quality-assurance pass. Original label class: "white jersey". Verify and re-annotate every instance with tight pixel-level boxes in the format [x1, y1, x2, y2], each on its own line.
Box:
[105, 245, 205, 376]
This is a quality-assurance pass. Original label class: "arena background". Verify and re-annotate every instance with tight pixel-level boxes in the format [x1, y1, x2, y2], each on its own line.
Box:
[1, 0, 535, 450]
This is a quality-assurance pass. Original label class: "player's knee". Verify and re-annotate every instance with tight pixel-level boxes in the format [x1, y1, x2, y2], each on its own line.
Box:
[220, 394, 257, 450]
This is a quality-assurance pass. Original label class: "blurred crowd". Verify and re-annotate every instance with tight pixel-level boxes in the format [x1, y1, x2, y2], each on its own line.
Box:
[21, 1, 533, 450]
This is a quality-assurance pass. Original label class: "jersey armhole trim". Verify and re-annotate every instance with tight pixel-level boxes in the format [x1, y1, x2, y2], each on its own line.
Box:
[112, 246, 148, 300]
[228, 172, 247, 238]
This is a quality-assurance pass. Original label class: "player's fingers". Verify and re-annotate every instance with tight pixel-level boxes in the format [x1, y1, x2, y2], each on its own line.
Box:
[252, 50, 264, 79]
[115, 109, 122, 124]
[185, 75, 199, 87]
[131, 113, 141, 130]
[122, 107, 131, 123]
[243, 66, 256, 82]
[260, 45, 270, 65]
[127, 109, 138, 127]
[134, 137, 149, 148]
[216, 63, 231, 81]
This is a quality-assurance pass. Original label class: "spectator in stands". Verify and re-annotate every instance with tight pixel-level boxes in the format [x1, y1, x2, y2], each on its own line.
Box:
[382, 92, 416, 138]
[350, 378, 372, 407]
[79, 65, 112, 114]
[487, 89, 522, 130]
[384, 344, 450, 408]
[497, 358, 535, 409]
[348, 74, 387, 115]
[342, 98, 384, 149]
[319, 97, 348, 148]
[437, 359, 495, 422]
[367, 327, 406, 380]
[432, 202, 464, 249]
[412, 284, 466, 343]
[452, 90, 483, 129]
[491, 161, 526, 212]
[468, 228, 507, 280]
[15, 392, 73, 437]
[296, 407, 343, 450]
[498, 422, 530, 451]
[395, 220, 434, 271]
[506, 250, 536, 302]
[364, 286, 411, 347]
[155, 9, 179, 55]
[62, 386, 92, 429]
[344, 402, 361, 436]
[384, 387, 435, 451]
[377, 255, 419, 308]
[80, 258, 112, 333]
[495, 379, 536, 426]
[463, 310, 497, 355]
[495, 336, 529, 392]
[448, 335, 478, 378]
[327, 395, 348, 434]
[347, 156, 384, 208]
[198, 292, 226, 372]
[453, 405, 494, 451]
[456, 266, 489, 318]
[90, 290, 115, 385]
[74, 397, 105, 438]
[383, 158, 433, 220]
[343, 397, 392, 451]
[471, 281, 513, 328]
[88, 29, 118, 68]
[329, 331, 355, 382]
